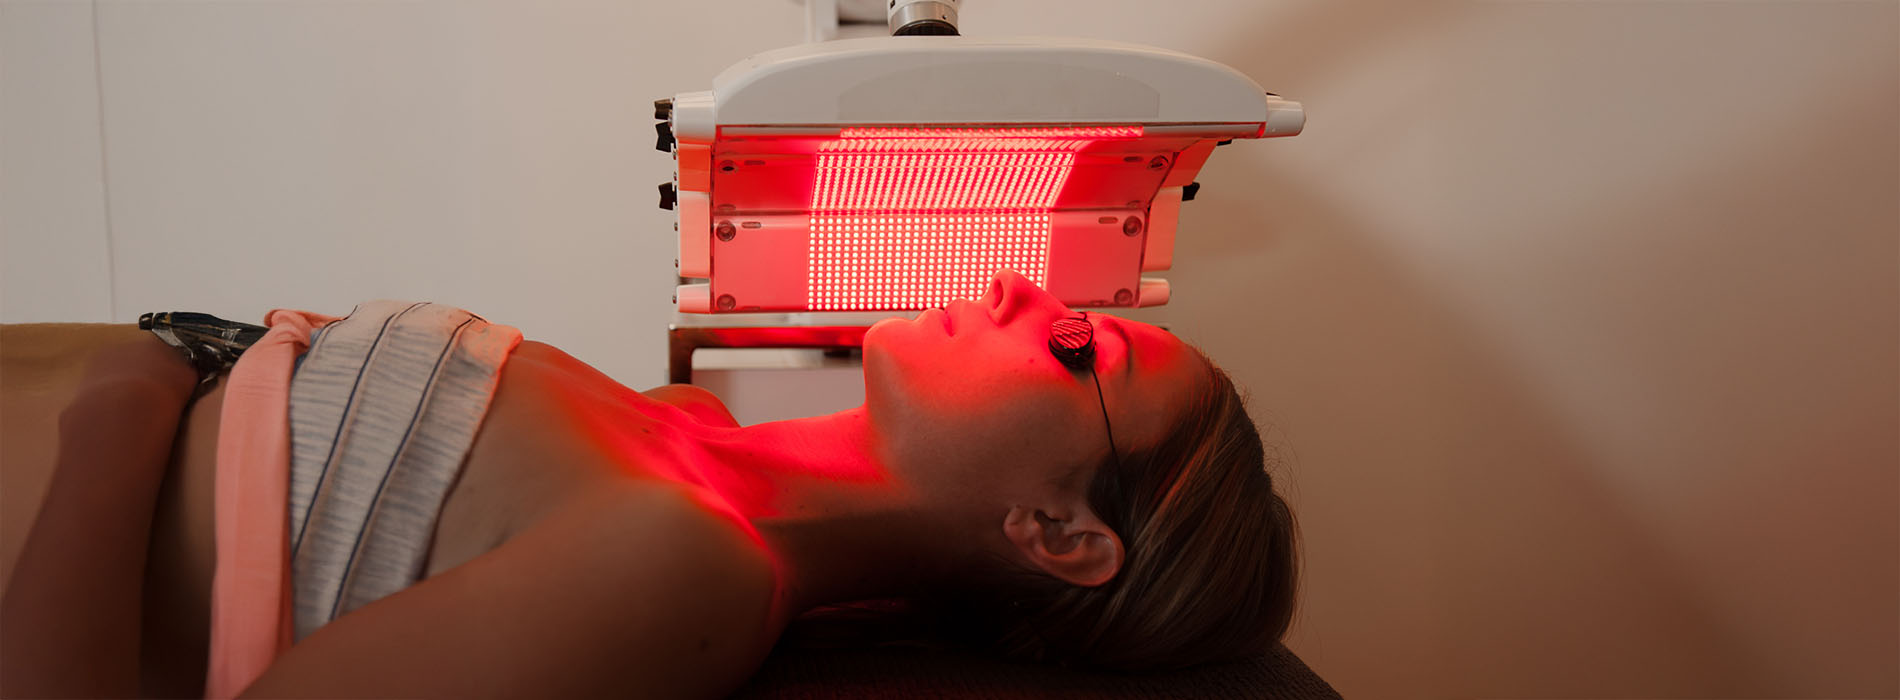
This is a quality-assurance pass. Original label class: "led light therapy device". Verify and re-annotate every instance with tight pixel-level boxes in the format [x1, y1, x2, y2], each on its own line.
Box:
[656, 2, 1304, 314]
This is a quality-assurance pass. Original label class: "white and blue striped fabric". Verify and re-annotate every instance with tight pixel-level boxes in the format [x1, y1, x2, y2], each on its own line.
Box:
[284, 300, 521, 641]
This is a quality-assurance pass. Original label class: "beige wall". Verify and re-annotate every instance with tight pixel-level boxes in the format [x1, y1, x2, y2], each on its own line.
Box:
[3, 1, 1894, 697]
[1162, 4, 1898, 697]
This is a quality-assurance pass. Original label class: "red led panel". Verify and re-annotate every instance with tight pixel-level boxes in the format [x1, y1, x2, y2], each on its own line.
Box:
[806, 126, 1140, 311]
[838, 126, 1144, 139]
[810, 151, 1072, 211]
[808, 214, 1051, 311]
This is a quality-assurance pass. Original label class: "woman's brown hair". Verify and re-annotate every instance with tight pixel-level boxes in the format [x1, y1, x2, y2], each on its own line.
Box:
[792, 350, 1300, 670]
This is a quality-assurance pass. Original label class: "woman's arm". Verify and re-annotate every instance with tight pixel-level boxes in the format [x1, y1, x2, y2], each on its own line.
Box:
[240, 485, 780, 699]
[0, 338, 198, 698]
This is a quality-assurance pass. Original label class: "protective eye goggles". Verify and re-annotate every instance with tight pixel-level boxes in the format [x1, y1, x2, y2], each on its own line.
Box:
[1048, 312, 1120, 470]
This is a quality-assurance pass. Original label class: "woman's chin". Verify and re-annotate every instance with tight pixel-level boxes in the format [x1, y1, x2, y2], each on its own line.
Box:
[863, 316, 900, 346]
[860, 319, 903, 368]
[864, 313, 929, 347]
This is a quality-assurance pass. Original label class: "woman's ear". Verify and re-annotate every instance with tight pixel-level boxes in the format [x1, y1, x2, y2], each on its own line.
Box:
[1002, 503, 1124, 587]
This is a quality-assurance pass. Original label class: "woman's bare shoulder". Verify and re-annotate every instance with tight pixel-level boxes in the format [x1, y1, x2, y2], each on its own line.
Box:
[582, 481, 775, 580]
[472, 482, 786, 693]
[247, 482, 783, 698]
[640, 383, 740, 428]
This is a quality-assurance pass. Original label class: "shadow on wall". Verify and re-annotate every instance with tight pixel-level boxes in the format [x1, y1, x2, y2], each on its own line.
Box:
[1183, 140, 1779, 700]
[1153, 1, 1898, 698]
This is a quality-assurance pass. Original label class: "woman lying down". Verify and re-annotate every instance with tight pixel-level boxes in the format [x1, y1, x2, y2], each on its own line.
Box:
[0, 269, 1299, 698]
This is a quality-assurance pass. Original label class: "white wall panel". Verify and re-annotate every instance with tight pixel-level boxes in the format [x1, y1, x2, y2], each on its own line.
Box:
[93, 0, 803, 386]
[0, 0, 113, 322]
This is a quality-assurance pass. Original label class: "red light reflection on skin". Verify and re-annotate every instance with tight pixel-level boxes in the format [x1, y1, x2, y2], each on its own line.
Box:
[576, 391, 889, 520]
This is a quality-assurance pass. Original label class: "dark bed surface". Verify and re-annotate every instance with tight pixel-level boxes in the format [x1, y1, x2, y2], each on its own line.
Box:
[732, 642, 1340, 699]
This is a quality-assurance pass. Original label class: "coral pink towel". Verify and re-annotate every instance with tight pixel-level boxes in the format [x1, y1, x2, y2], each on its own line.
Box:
[204, 309, 340, 699]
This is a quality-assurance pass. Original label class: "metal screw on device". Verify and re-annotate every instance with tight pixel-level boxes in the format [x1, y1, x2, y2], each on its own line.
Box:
[716, 294, 737, 312]
[1122, 216, 1144, 236]
[1114, 289, 1134, 305]
[1148, 155, 1170, 170]
[888, 0, 960, 36]
[716, 221, 737, 241]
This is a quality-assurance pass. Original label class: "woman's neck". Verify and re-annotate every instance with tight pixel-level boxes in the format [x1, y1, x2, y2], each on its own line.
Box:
[673, 407, 983, 616]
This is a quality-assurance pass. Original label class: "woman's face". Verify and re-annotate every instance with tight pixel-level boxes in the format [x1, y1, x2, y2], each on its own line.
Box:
[863, 269, 1209, 496]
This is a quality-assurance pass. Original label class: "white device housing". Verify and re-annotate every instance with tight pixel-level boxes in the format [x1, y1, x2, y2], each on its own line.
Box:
[662, 36, 1302, 313]
[673, 36, 1301, 138]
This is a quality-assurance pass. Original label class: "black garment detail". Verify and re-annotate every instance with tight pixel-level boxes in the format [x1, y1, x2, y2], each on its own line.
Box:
[139, 311, 269, 385]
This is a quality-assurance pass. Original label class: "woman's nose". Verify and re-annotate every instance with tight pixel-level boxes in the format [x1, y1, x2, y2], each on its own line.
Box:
[988, 268, 1060, 325]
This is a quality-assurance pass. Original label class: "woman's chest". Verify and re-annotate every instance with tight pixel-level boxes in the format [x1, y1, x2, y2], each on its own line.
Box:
[425, 352, 707, 577]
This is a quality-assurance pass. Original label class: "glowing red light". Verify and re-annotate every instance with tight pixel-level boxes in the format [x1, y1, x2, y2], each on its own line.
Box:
[807, 127, 1138, 311]
[839, 126, 1143, 139]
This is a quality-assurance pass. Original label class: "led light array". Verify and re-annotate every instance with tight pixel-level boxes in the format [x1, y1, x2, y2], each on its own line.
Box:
[802, 126, 1123, 312]
[838, 126, 1144, 139]
[807, 214, 1050, 311]
[822, 138, 1093, 153]
[811, 151, 1073, 211]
